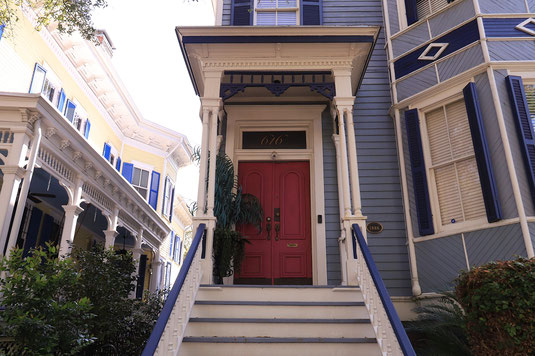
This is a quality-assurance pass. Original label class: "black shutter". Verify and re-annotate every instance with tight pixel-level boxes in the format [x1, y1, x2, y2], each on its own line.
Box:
[506, 75, 535, 203]
[136, 255, 148, 299]
[405, 0, 418, 26]
[231, 0, 253, 26]
[463, 82, 502, 223]
[405, 109, 434, 236]
[301, 0, 322, 25]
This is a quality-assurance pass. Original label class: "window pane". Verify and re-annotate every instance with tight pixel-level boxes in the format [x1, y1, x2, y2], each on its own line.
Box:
[278, 0, 297, 8]
[257, 11, 276, 25]
[133, 168, 141, 185]
[426, 107, 451, 165]
[435, 163, 463, 225]
[457, 158, 486, 221]
[136, 187, 148, 199]
[277, 11, 297, 25]
[257, 0, 276, 8]
[29, 66, 46, 93]
[141, 170, 149, 188]
[446, 100, 473, 159]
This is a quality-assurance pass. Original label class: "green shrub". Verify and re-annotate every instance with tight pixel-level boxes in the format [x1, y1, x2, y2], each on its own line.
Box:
[455, 257, 535, 356]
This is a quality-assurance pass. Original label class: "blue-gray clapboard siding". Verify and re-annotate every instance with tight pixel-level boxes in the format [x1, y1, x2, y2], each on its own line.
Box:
[529, 0, 535, 13]
[494, 69, 535, 217]
[529, 222, 535, 252]
[391, 22, 430, 58]
[488, 41, 535, 61]
[396, 67, 437, 101]
[386, 0, 399, 34]
[428, 0, 475, 38]
[478, 0, 528, 13]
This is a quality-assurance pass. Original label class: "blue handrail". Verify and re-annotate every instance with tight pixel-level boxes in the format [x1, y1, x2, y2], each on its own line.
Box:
[351, 224, 416, 356]
[142, 223, 206, 356]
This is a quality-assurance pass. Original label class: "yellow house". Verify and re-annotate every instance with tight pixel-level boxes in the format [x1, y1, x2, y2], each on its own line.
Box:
[0, 6, 193, 297]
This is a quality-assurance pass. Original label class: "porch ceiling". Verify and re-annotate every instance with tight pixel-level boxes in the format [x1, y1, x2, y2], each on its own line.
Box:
[175, 26, 380, 98]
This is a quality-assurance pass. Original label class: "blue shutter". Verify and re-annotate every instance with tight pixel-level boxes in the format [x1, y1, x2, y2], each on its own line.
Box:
[57, 89, 66, 113]
[122, 162, 134, 183]
[83, 120, 91, 139]
[169, 232, 174, 257]
[23, 208, 43, 257]
[29, 63, 47, 93]
[136, 255, 148, 299]
[102, 143, 111, 160]
[169, 187, 175, 222]
[115, 157, 121, 171]
[179, 240, 183, 265]
[301, 0, 322, 25]
[463, 82, 502, 223]
[64, 100, 76, 122]
[162, 177, 168, 215]
[404, 0, 418, 26]
[506, 75, 535, 203]
[231, 0, 253, 25]
[0, 24, 4, 40]
[405, 109, 434, 236]
[148, 171, 160, 210]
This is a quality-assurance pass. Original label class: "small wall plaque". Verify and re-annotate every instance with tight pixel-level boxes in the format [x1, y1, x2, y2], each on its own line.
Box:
[242, 131, 306, 149]
[366, 222, 383, 234]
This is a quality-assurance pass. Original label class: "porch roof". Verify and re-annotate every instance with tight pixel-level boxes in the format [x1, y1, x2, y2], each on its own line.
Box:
[175, 26, 380, 98]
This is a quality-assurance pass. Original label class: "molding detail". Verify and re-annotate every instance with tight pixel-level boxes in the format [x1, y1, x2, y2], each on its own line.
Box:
[418, 43, 449, 61]
[515, 18, 535, 36]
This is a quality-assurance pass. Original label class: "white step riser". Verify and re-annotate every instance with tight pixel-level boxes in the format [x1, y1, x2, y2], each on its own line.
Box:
[179, 342, 382, 356]
[190, 304, 369, 319]
[185, 321, 375, 338]
[197, 287, 363, 302]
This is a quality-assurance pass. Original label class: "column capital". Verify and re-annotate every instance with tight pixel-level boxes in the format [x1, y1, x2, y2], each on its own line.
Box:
[200, 98, 223, 110]
[1, 166, 27, 179]
[62, 204, 84, 216]
[333, 97, 356, 109]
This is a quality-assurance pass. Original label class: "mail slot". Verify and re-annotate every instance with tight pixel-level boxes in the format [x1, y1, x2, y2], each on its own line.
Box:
[287, 243, 298, 248]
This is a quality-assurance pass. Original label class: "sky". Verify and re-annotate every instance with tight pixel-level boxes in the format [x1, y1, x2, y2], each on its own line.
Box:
[93, 0, 215, 202]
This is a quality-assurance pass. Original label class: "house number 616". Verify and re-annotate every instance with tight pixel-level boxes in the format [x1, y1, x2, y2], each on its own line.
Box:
[260, 134, 288, 146]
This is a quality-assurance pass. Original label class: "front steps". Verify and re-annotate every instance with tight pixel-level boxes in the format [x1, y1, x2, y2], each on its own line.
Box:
[179, 285, 381, 356]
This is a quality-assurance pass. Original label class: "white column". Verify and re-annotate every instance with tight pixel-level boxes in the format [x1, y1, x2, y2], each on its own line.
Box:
[6, 115, 42, 254]
[58, 176, 84, 258]
[343, 107, 363, 217]
[132, 228, 144, 298]
[196, 109, 210, 216]
[0, 127, 32, 254]
[337, 108, 352, 217]
[103, 206, 119, 249]
[150, 250, 162, 292]
[332, 134, 348, 285]
[206, 108, 219, 217]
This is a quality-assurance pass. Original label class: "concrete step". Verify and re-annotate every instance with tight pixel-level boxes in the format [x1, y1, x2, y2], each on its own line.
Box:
[179, 337, 381, 356]
[190, 300, 369, 319]
[197, 285, 363, 302]
[184, 317, 376, 338]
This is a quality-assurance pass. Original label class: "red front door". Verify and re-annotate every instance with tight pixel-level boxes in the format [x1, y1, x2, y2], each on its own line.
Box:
[235, 161, 312, 285]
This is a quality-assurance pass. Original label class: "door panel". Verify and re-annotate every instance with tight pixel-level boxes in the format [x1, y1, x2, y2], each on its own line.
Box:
[236, 161, 311, 285]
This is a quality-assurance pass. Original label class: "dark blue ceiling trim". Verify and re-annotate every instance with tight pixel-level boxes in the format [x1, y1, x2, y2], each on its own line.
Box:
[394, 20, 479, 80]
[483, 18, 535, 38]
[182, 35, 375, 44]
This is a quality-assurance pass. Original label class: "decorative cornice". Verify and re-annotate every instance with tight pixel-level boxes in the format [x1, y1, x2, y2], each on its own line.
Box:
[203, 59, 354, 69]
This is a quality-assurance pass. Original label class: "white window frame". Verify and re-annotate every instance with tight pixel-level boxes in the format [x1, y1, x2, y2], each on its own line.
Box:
[254, 0, 300, 26]
[417, 94, 487, 233]
[131, 161, 154, 201]
[398, 0, 457, 30]
[42, 64, 61, 107]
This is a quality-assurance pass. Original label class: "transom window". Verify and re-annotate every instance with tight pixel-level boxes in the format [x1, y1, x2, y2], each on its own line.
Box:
[132, 167, 150, 199]
[424, 99, 485, 227]
[255, 0, 298, 26]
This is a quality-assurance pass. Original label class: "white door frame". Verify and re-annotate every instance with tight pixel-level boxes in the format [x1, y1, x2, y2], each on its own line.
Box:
[224, 104, 328, 285]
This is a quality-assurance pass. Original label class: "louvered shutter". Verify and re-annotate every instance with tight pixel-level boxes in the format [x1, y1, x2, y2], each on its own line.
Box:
[405, 0, 418, 25]
[231, 0, 253, 25]
[148, 171, 161, 210]
[29, 63, 46, 93]
[463, 82, 502, 222]
[169, 187, 175, 222]
[84, 120, 91, 139]
[57, 89, 66, 112]
[301, 0, 322, 25]
[506, 75, 535, 202]
[122, 162, 134, 183]
[162, 178, 168, 216]
[102, 143, 111, 160]
[115, 157, 121, 171]
[405, 109, 434, 235]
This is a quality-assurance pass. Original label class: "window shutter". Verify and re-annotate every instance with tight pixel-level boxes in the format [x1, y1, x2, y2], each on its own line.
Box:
[64, 100, 76, 123]
[115, 157, 121, 171]
[0, 24, 4, 40]
[162, 177, 168, 216]
[148, 171, 161, 210]
[463, 82, 502, 222]
[506, 75, 535, 203]
[231, 0, 253, 25]
[84, 120, 91, 139]
[169, 187, 175, 222]
[405, 109, 434, 235]
[57, 89, 66, 113]
[301, 0, 322, 25]
[169, 232, 174, 257]
[102, 143, 111, 160]
[29, 63, 47, 94]
[122, 162, 134, 183]
[405, 0, 418, 26]
[136, 255, 148, 299]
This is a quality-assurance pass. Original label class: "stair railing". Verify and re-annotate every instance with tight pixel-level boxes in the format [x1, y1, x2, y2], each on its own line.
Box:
[142, 223, 206, 356]
[351, 224, 416, 356]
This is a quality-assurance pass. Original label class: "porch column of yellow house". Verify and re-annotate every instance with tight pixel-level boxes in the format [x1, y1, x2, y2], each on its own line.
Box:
[103, 206, 120, 249]
[58, 176, 84, 258]
[332, 68, 367, 286]
[0, 114, 39, 255]
[195, 69, 223, 285]
[132, 227, 144, 298]
[150, 249, 162, 292]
